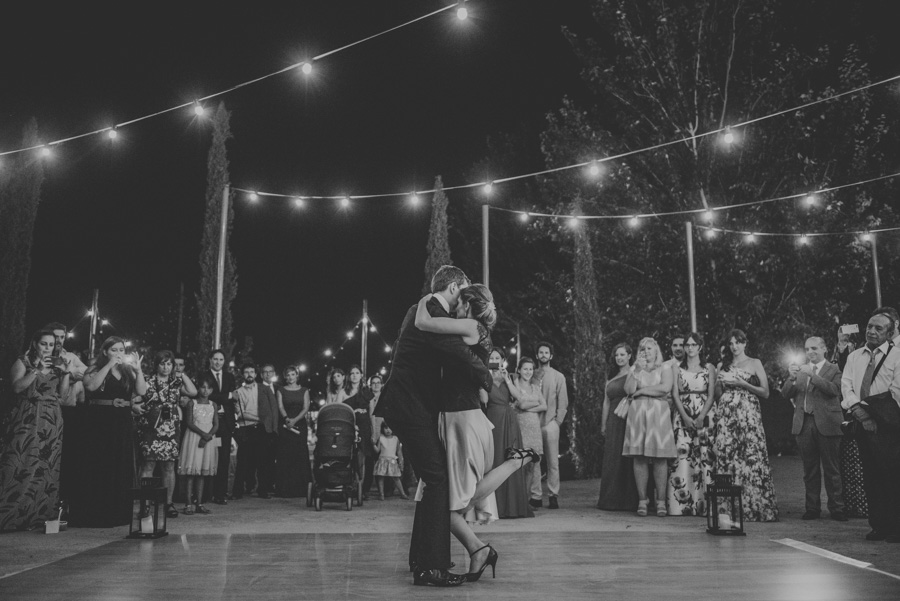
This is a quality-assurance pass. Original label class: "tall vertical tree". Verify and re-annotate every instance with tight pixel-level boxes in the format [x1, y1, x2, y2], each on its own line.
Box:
[0, 119, 45, 389]
[422, 175, 453, 293]
[569, 196, 606, 477]
[196, 103, 238, 361]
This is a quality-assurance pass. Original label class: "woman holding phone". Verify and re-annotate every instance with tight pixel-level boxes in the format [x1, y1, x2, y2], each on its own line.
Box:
[623, 337, 676, 517]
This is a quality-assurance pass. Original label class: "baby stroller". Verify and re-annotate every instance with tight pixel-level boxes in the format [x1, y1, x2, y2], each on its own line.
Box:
[307, 402, 363, 511]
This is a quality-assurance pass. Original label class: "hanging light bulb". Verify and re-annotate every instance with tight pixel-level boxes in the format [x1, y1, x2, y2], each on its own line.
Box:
[587, 161, 602, 178]
[628, 216, 640, 228]
[107, 128, 118, 140]
[568, 216, 581, 228]
[799, 234, 809, 245]
[723, 130, 735, 144]
[483, 182, 493, 195]
[301, 62, 313, 75]
[519, 212, 530, 222]
[861, 231, 873, 242]
[40, 146, 52, 158]
[745, 233, 757, 243]
[324, 349, 332, 357]
[456, 1, 468, 20]
[249, 191, 259, 202]
[340, 197, 351, 208]
[380, 367, 387, 375]
[703, 209, 715, 222]
[509, 347, 517, 355]
[384, 345, 392, 353]
[67, 332, 75, 339]
[804, 194, 817, 207]
[369, 325, 376, 333]
[294, 197, 305, 208]
[704, 228, 717, 239]
[101, 319, 110, 326]
[346, 331, 354, 339]
[298, 364, 307, 373]
[409, 192, 420, 206]
[193, 102, 205, 116]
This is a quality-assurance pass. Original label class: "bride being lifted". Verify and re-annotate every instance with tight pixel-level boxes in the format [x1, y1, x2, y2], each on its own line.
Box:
[414, 284, 539, 583]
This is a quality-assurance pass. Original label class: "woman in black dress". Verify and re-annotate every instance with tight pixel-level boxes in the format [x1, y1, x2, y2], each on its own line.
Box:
[341, 364, 376, 497]
[275, 365, 311, 497]
[597, 342, 639, 510]
[68, 336, 147, 527]
[484, 349, 533, 518]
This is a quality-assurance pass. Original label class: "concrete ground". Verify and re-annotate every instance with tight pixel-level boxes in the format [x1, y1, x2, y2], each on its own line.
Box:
[1, 455, 898, 581]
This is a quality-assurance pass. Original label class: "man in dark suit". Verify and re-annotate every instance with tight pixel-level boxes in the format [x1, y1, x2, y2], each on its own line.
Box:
[781, 336, 847, 521]
[230, 363, 280, 499]
[202, 349, 236, 505]
[375, 265, 492, 587]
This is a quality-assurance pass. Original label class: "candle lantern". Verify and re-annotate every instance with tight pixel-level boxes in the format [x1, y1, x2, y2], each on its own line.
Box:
[127, 477, 168, 539]
[705, 474, 746, 536]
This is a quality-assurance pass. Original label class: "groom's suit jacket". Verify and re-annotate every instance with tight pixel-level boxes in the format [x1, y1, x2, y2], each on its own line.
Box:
[375, 297, 492, 426]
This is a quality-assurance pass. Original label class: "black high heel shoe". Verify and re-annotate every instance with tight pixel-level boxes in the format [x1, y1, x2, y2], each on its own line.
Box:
[505, 447, 540, 466]
[466, 545, 498, 582]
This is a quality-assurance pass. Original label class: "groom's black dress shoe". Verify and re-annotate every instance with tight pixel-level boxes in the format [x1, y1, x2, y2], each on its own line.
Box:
[412, 568, 466, 587]
[410, 562, 455, 573]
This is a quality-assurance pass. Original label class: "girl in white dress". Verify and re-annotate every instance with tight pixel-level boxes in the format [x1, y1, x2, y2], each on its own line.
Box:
[178, 376, 219, 515]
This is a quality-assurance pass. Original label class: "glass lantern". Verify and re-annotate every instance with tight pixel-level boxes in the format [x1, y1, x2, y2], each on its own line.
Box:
[705, 474, 746, 536]
[127, 477, 168, 539]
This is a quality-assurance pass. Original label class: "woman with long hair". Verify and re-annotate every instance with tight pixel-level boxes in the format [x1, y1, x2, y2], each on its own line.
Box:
[137, 350, 197, 518]
[69, 336, 147, 527]
[623, 337, 676, 517]
[714, 329, 778, 521]
[325, 368, 346, 405]
[414, 284, 539, 581]
[597, 342, 639, 511]
[667, 333, 716, 516]
[0, 329, 72, 530]
[341, 364, 376, 498]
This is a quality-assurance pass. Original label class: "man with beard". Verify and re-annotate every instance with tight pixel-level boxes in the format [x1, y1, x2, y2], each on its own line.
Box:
[532, 342, 568, 510]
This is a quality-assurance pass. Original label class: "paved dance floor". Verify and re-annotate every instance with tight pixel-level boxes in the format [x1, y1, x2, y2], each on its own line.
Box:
[2, 531, 898, 600]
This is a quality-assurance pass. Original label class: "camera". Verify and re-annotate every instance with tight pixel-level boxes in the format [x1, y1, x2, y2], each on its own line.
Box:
[49, 356, 67, 368]
[839, 324, 859, 335]
[488, 361, 501, 370]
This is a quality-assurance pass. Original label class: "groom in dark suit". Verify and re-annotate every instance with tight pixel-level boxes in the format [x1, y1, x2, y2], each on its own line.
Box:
[202, 349, 236, 505]
[375, 265, 492, 587]
[781, 336, 847, 521]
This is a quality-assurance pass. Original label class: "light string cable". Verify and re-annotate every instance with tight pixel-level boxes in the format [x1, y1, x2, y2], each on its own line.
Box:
[233, 72, 900, 201]
[0, 3, 456, 158]
[696, 224, 900, 239]
[489, 171, 900, 221]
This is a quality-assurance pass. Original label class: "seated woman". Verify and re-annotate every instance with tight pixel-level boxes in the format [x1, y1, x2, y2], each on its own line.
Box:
[414, 286, 538, 581]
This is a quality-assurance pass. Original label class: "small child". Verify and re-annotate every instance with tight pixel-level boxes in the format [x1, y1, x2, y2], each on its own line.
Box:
[374, 422, 408, 500]
[177, 375, 220, 515]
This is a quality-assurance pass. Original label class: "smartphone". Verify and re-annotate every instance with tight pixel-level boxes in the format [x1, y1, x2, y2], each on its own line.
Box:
[840, 324, 859, 335]
[488, 361, 501, 370]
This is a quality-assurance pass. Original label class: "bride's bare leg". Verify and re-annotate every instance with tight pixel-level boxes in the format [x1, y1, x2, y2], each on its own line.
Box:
[470, 456, 534, 505]
[449, 511, 490, 573]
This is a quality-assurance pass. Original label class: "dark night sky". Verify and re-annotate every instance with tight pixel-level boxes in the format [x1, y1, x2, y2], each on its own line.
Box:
[3, 1, 591, 383]
[5, 1, 900, 388]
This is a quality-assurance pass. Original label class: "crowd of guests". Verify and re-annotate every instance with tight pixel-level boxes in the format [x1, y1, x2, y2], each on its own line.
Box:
[596, 307, 900, 543]
[2, 308, 897, 546]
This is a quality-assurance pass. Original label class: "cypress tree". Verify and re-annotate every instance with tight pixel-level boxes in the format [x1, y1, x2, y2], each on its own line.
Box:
[422, 175, 452, 293]
[570, 197, 605, 478]
[0, 119, 45, 391]
[195, 103, 238, 361]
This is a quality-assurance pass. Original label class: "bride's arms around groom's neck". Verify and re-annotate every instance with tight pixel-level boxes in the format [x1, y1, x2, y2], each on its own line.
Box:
[414, 294, 479, 344]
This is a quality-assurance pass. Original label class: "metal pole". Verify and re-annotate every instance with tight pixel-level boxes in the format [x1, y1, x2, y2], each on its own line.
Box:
[516, 323, 521, 362]
[176, 281, 184, 353]
[482, 204, 489, 287]
[361, 299, 369, 378]
[871, 235, 882, 307]
[89, 288, 99, 356]
[214, 185, 230, 350]
[685, 222, 697, 332]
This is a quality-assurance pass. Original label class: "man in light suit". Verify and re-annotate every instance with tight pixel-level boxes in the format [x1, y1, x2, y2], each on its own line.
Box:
[781, 336, 847, 521]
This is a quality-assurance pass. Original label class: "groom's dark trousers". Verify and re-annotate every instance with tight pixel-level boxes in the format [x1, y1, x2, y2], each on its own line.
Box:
[374, 299, 491, 571]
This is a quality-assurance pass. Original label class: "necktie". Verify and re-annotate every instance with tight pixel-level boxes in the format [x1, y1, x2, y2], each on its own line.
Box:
[859, 351, 878, 401]
[215, 371, 221, 389]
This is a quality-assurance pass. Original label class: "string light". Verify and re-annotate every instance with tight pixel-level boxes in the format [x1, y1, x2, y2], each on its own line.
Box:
[587, 161, 602, 178]
[107, 128, 118, 140]
[346, 331, 354, 339]
[324, 349, 332, 357]
[369, 325, 376, 333]
[456, 1, 468, 20]
[384, 345, 391, 353]
[745, 233, 757, 243]
[67, 332, 75, 339]
[294, 197, 305, 208]
[298, 364, 307, 372]
[301, 62, 313, 75]
[340, 197, 351, 208]
[249, 191, 259, 202]
[568, 216, 581, 228]
[628, 216, 640, 228]
[483, 182, 493, 196]
[862, 232, 872, 242]
[380, 367, 387, 375]
[101, 319, 110, 326]
[722, 128, 736, 145]
[704, 229, 717, 239]
[40, 146, 51, 158]
[703, 209, 715, 222]
[409, 192, 420, 206]
[804, 194, 817, 207]
[193, 102, 205, 117]
[799, 234, 809, 245]
[697, 224, 900, 239]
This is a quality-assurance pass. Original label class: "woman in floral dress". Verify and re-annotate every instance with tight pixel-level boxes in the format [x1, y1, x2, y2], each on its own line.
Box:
[0, 329, 71, 530]
[137, 350, 196, 518]
[667, 332, 716, 516]
[713, 329, 778, 522]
